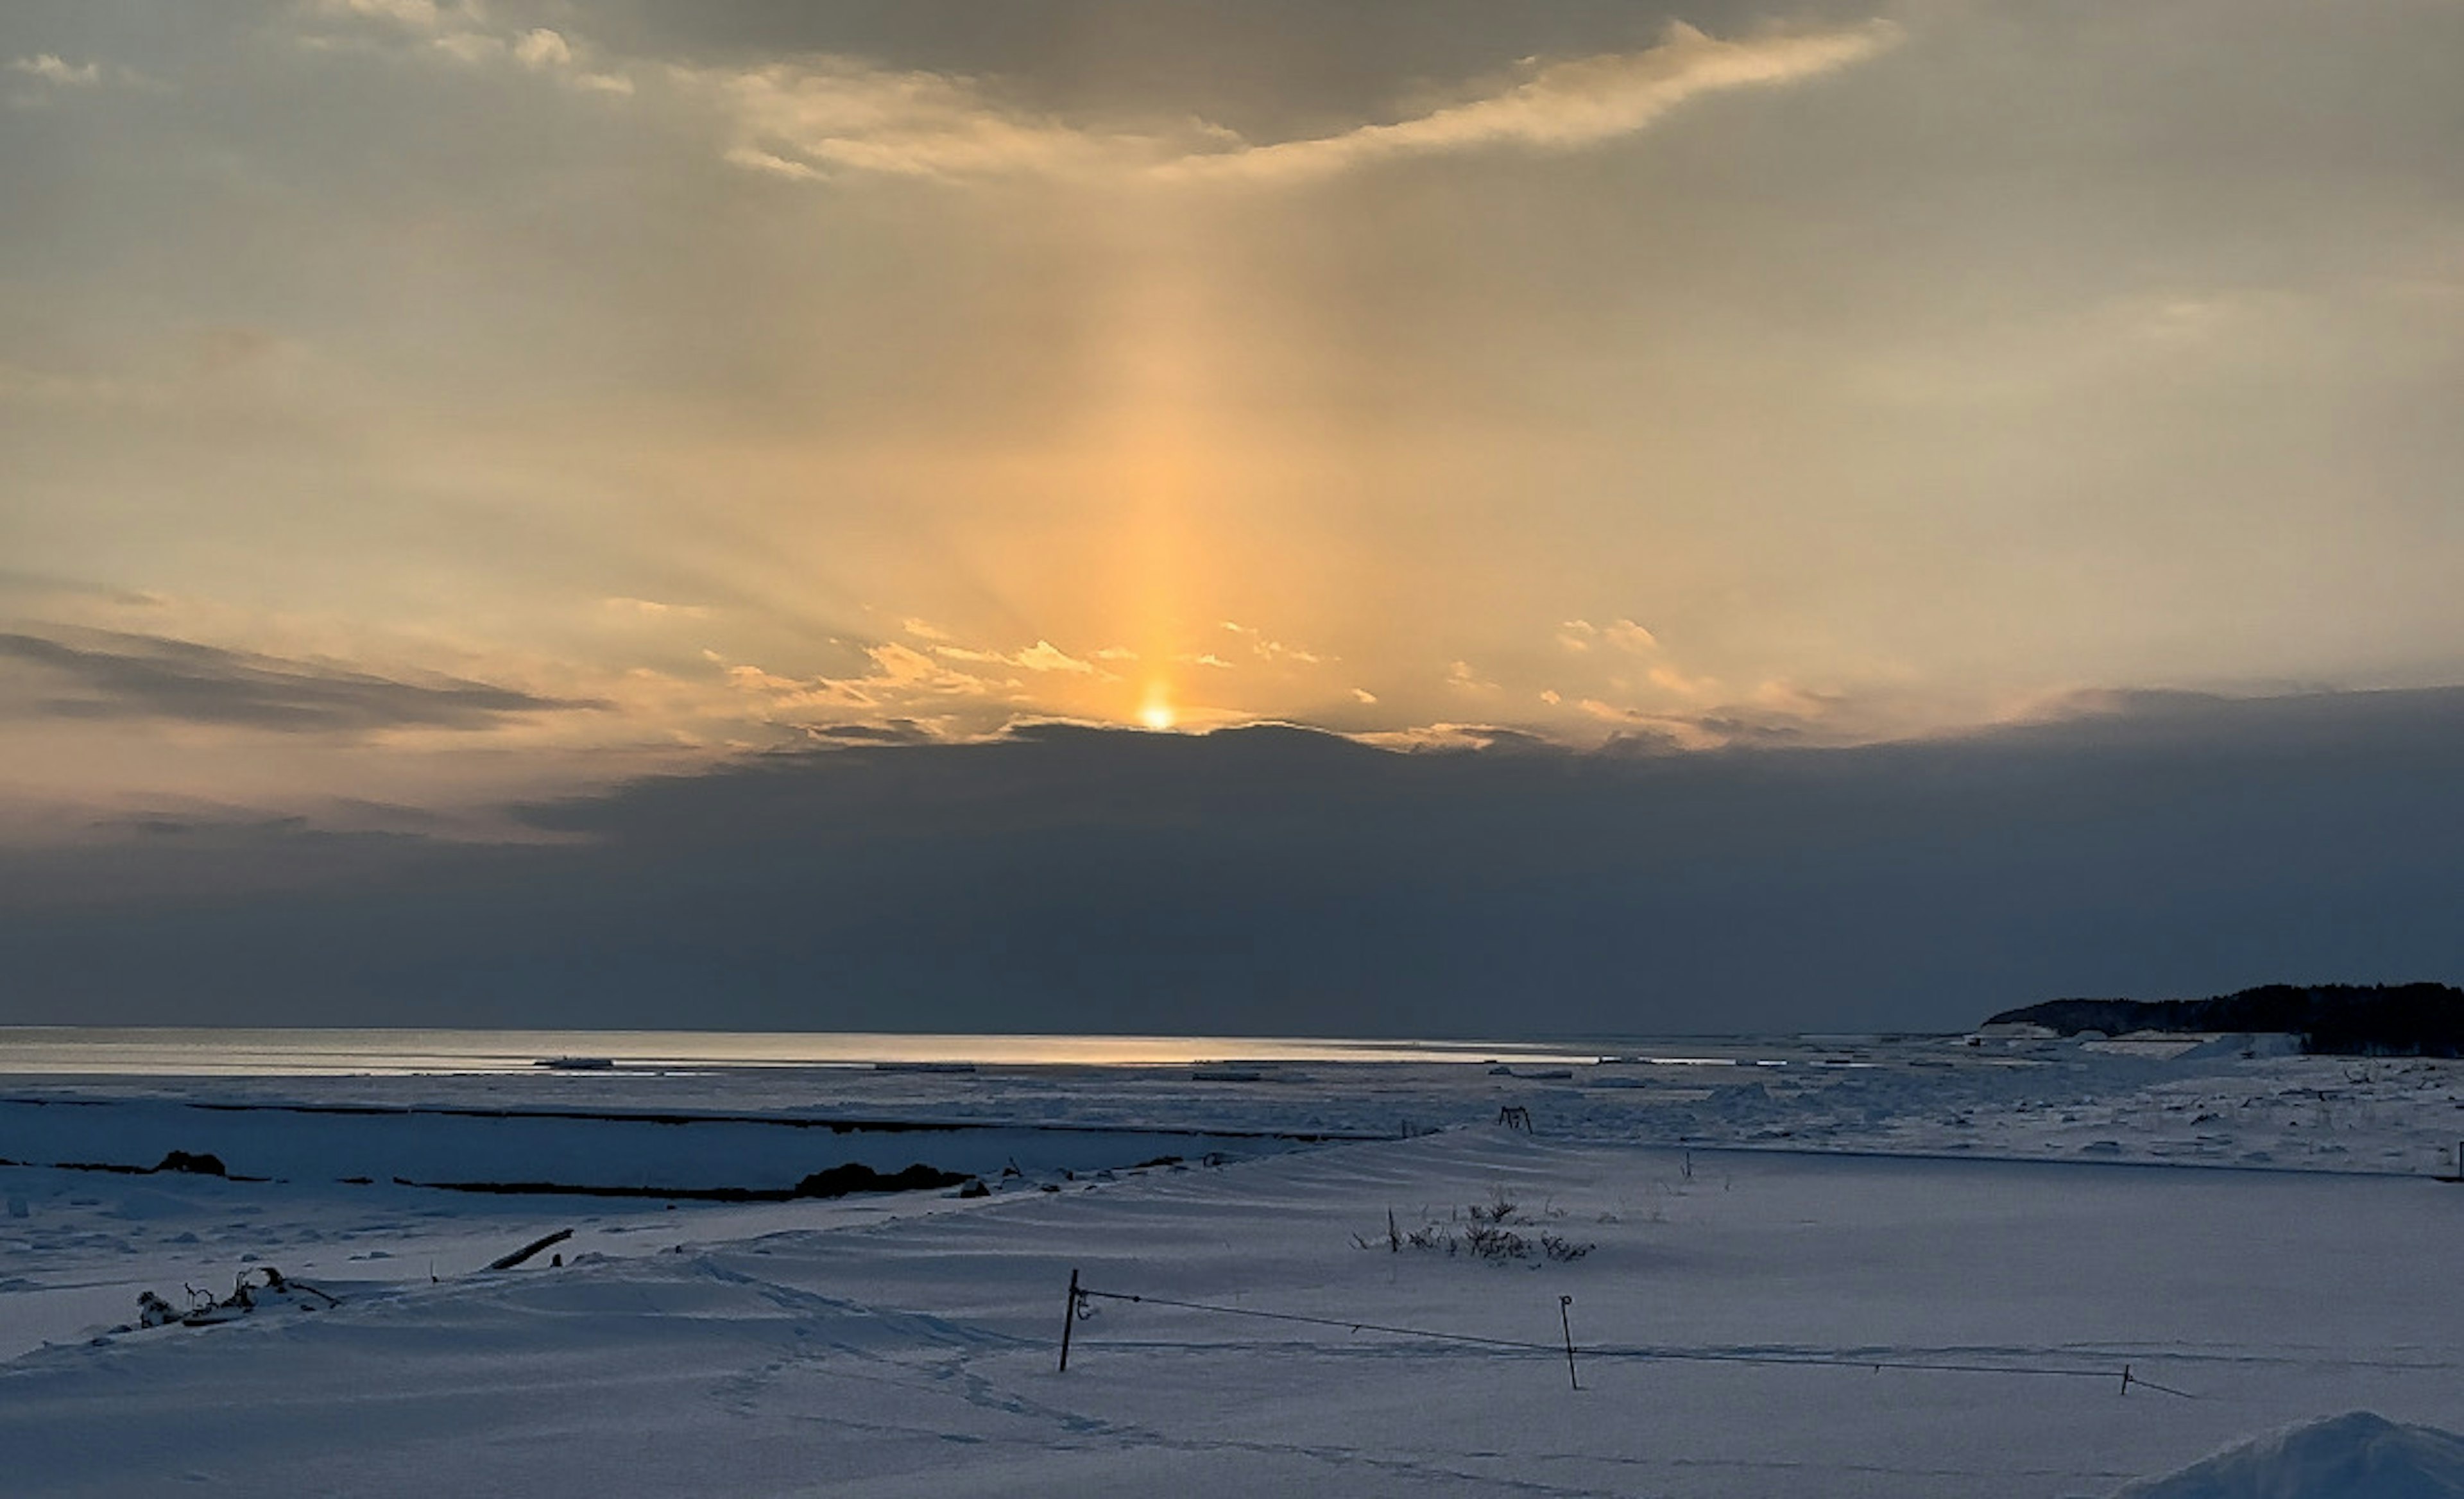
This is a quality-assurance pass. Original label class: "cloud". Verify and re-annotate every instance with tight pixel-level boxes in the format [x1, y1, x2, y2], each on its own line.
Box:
[0, 569, 164, 608]
[932, 638, 1099, 674]
[1164, 21, 1901, 184]
[721, 641, 1007, 724]
[5, 688, 2461, 1033]
[513, 28, 570, 71]
[695, 56, 1202, 183]
[9, 54, 101, 87]
[291, 8, 1894, 186]
[799, 719, 936, 747]
[683, 19, 1895, 187]
[603, 597, 712, 622]
[1014, 640, 1097, 674]
[713, 629, 1126, 743]
[0, 628, 604, 733]
[1222, 620, 1326, 665]
[1604, 619, 1659, 653]
[303, 0, 461, 33]
[1446, 660, 1498, 693]
[302, 3, 632, 93]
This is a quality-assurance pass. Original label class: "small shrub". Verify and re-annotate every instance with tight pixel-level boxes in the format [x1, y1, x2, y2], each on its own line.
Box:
[1461, 1221, 1528, 1260]
[1468, 1192, 1518, 1225]
[1539, 1232, 1593, 1262]
[1360, 1195, 1593, 1264]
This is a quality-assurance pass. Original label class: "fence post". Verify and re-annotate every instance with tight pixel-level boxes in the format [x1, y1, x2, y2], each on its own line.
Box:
[1058, 1268, 1081, 1373]
[1559, 1296, 1580, 1391]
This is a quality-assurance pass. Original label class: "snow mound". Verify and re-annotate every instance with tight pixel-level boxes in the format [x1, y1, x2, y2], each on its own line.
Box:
[2116, 1412, 2464, 1498]
[2175, 1032, 2306, 1061]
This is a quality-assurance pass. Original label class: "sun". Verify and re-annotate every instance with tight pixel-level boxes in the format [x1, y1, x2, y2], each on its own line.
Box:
[1138, 689, 1176, 731]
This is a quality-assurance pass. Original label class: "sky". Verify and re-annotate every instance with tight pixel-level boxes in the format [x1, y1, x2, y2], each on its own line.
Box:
[2, 1, 2460, 1032]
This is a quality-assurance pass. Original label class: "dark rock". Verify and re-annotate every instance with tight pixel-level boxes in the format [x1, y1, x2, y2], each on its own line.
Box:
[791, 1162, 970, 1199]
[154, 1151, 227, 1177]
[1986, 982, 2464, 1056]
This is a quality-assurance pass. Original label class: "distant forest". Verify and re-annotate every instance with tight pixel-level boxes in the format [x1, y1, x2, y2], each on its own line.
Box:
[1985, 983, 2464, 1057]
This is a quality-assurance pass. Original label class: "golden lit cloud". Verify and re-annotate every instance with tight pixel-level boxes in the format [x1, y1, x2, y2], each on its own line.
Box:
[1604, 619, 1659, 653]
[1169, 22, 1901, 184]
[675, 20, 1899, 187]
[695, 58, 1203, 183]
[1446, 661, 1500, 694]
[601, 597, 712, 622]
[1014, 640, 1099, 674]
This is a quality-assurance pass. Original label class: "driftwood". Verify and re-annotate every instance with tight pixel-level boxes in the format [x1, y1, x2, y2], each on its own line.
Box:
[487, 1228, 575, 1271]
[131, 1265, 338, 1332]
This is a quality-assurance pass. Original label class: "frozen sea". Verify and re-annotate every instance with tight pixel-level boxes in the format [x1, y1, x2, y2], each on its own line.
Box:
[6, 1025, 2463, 1496]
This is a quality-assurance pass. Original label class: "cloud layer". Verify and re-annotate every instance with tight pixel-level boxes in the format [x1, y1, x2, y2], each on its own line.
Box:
[1, 0, 2460, 882]
[2, 687, 2457, 1034]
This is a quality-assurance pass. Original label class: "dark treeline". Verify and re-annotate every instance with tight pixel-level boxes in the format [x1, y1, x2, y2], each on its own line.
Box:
[1986, 983, 2464, 1056]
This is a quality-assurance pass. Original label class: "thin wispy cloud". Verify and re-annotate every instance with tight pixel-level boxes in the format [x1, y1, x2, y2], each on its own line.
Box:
[625, 21, 1899, 187]
[301, 0, 471, 35]
[718, 642, 1009, 730]
[699, 58, 1209, 183]
[0, 628, 603, 734]
[601, 597, 712, 622]
[10, 54, 101, 87]
[286, 5, 1897, 187]
[1167, 22, 1902, 184]
[300, 1, 631, 92]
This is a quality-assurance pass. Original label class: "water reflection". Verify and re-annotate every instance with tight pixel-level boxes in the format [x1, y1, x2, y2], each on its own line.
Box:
[0, 1026, 1641, 1076]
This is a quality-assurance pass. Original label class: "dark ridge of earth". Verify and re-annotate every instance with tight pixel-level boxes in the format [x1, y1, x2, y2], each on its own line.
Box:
[1986, 982, 2464, 1056]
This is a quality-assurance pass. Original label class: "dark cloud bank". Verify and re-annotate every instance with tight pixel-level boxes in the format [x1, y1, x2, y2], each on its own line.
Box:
[3, 686, 2458, 1037]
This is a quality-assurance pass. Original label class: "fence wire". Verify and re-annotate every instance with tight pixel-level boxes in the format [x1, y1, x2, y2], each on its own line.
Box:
[1068, 1283, 2196, 1398]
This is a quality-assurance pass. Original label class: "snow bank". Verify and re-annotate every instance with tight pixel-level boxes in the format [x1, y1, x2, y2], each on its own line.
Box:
[2116, 1412, 2464, 1498]
[2174, 1033, 2306, 1062]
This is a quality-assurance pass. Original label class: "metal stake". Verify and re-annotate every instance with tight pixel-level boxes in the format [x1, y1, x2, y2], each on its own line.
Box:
[1559, 1295, 1580, 1391]
[1059, 1268, 1081, 1373]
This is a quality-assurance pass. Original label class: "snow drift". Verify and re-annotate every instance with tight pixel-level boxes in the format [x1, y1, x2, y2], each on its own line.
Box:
[2116, 1412, 2464, 1498]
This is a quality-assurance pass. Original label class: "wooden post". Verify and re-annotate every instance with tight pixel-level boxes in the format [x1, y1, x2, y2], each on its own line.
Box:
[1559, 1295, 1580, 1391]
[1057, 1268, 1081, 1373]
[2120, 1363, 2133, 1396]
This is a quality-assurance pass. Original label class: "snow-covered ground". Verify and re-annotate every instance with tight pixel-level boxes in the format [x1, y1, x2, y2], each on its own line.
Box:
[7, 1036, 2464, 1495]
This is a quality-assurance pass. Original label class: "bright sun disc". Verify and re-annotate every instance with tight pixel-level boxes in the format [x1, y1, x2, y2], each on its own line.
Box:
[1139, 698, 1176, 730]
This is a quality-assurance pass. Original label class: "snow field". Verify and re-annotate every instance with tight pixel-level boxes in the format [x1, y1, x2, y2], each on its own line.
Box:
[8, 1122, 2464, 1496]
